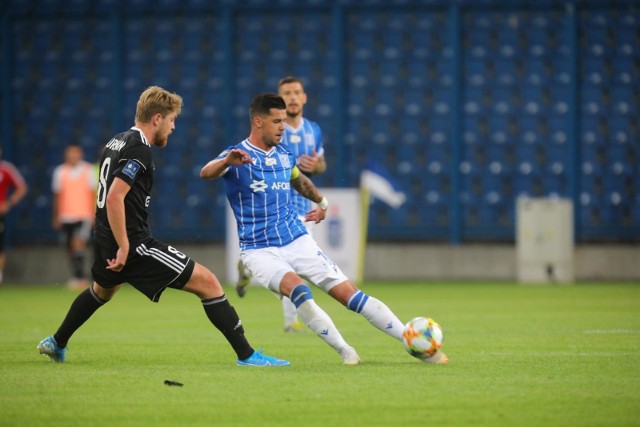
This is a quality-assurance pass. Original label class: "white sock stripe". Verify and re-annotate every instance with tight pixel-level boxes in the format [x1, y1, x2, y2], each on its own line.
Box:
[135, 244, 185, 273]
[88, 285, 107, 304]
[356, 293, 369, 313]
[202, 296, 227, 306]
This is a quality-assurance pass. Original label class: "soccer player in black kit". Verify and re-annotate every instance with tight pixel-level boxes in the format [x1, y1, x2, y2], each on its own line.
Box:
[37, 86, 289, 366]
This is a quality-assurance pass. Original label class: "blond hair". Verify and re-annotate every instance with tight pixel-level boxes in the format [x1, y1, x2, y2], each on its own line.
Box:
[135, 86, 183, 123]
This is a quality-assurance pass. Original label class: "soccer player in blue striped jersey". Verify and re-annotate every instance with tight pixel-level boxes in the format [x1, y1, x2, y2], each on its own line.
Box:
[201, 93, 448, 365]
[235, 77, 326, 333]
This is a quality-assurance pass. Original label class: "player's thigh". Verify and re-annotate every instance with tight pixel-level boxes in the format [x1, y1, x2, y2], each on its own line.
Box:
[128, 240, 195, 301]
[93, 239, 195, 302]
[284, 235, 348, 293]
[241, 248, 295, 294]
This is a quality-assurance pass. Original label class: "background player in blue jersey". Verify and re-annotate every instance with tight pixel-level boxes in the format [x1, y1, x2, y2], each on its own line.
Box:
[235, 77, 326, 333]
[201, 93, 448, 365]
[37, 86, 288, 367]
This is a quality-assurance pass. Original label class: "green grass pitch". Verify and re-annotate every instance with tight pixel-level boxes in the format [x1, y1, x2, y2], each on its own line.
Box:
[0, 282, 639, 426]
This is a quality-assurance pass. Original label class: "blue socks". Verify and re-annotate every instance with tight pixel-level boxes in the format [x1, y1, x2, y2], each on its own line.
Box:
[290, 284, 313, 308]
[347, 290, 370, 313]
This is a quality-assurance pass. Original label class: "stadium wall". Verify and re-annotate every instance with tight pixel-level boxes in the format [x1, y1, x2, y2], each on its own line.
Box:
[6, 243, 639, 285]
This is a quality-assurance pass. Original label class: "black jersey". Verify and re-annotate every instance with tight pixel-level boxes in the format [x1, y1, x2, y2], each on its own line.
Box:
[94, 127, 154, 248]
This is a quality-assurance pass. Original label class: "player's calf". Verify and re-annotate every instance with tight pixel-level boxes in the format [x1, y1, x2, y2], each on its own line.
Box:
[347, 290, 405, 340]
[290, 284, 355, 361]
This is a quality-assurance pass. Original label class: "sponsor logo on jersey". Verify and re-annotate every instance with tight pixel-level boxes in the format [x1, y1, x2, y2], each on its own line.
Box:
[278, 154, 291, 168]
[271, 181, 290, 190]
[122, 160, 141, 179]
[250, 180, 268, 192]
[265, 157, 277, 166]
[289, 134, 302, 144]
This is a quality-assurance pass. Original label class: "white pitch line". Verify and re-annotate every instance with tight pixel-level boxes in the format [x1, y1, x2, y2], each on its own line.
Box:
[582, 329, 640, 334]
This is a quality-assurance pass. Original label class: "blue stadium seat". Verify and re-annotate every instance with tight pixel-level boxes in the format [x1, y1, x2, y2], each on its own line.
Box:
[513, 172, 542, 197]
[581, 85, 605, 116]
[609, 116, 632, 143]
[379, 61, 402, 85]
[541, 174, 566, 196]
[407, 60, 429, 84]
[611, 86, 637, 115]
[465, 58, 490, 77]
[580, 116, 606, 145]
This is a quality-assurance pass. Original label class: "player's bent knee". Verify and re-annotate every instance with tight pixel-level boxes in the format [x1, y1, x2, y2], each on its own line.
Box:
[184, 263, 224, 299]
[329, 281, 359, 306]
[278, 271, 306, 297]
[92, 282, 120, 301]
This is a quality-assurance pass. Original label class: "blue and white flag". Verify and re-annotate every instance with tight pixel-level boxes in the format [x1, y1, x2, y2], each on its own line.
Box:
[360, 162, 406, 208]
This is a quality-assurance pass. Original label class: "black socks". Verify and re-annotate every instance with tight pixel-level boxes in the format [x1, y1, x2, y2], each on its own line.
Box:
[52, 289, 254, 361]
[202, 295, 253, 360]
[54, 286, 107, 348]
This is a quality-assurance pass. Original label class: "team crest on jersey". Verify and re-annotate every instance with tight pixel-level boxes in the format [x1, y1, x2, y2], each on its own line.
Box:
[122, 160, 141, 179]
[289, 134, 302, 144]
[305, 134, 315, 146]
[278, 154, 291, 168]
[265, 157, 277, 166]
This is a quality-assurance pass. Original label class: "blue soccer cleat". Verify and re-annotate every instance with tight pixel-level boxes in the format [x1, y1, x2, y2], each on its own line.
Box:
[37, 336, 67, 363]
[237, 350, 290, 367]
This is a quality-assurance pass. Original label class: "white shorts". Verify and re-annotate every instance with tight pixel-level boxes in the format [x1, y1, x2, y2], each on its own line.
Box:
[240, 234, 348, 295]
[299, 215, 315, 237]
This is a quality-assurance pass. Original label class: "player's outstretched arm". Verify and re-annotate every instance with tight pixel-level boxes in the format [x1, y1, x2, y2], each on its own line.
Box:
[200, 149, 252, 180]
[291, 167, 328, 223]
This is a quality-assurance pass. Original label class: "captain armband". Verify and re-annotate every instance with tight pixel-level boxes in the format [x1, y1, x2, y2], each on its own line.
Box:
[291, 166, 300, 180]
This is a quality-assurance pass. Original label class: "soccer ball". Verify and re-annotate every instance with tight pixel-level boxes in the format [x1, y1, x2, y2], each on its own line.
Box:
[402, 316, 444, 358]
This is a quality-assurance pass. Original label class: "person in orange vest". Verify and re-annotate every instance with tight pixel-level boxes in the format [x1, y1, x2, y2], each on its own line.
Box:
[0, 147, 28, 284]
[52, 144, 97, 289]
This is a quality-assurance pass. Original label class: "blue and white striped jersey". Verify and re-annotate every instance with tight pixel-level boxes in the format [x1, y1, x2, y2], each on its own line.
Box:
[217, 139, 308, 251]
[281, 118, 324, 217]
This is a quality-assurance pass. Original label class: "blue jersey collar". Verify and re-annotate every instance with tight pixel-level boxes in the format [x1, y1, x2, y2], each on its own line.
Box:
[241, 138, 276, 156]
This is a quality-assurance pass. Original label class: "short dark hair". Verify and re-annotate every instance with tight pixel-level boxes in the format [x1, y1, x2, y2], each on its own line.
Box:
[249, 93, 286, 119]
[278, 76, 304, 89]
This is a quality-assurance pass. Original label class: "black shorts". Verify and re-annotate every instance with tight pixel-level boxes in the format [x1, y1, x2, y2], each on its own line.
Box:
[0, 215, 5, 252]
[61, 220, 93, 249]
[91, 236, 195, 302]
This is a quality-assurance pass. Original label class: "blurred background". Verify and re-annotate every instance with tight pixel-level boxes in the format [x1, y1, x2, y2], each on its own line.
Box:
[0, 0, 638, 282]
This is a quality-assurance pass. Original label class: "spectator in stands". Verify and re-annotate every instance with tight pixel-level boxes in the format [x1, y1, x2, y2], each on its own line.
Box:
[52, 144, 97, 290]
[235, 77, 327, 333]
[0, 147, 28, 284]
